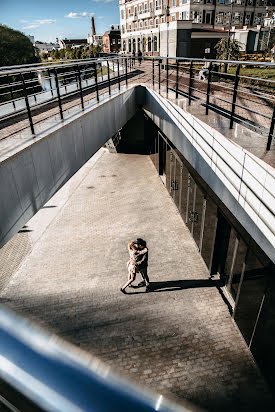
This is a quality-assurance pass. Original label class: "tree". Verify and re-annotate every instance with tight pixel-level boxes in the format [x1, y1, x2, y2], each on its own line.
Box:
[215, 38, 242, 61]
[0, 25, 40, 66]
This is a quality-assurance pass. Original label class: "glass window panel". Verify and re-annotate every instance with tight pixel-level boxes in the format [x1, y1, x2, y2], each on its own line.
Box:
[166, 146, 173, 193]
[201, 197, 217, 270]
[192, 185, 205, 250]
[234, 249, 267, 345]
[179, 163, 189, 224]
[187, 176, 196, 233]
[229, 238, 247, 300]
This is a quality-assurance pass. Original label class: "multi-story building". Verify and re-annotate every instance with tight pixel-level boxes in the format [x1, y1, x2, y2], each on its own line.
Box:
[102, 25, 121, 53]
[119, 0, 268, 56]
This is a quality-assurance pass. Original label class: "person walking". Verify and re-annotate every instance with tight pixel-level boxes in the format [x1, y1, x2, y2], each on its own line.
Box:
[135, 238, 150, 292]
[138, 50, 142, 66]
[121, 241, 148, 293]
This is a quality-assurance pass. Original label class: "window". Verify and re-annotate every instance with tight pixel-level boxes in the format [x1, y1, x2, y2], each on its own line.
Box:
[244, 14, 251, 25]
[123, 40, 126, 51]
[182, 0, 187, 3]
[121, 10, 125, 19]
[219, 0, 225, 3]
[217, 12, 224, 24]
[172, 0, 177, 6]
[255, 13, 263, 24]
[122, 25, 125, 33]
[128, 9, 131, 17]
[171, 14, 176, 21]
[161, 16, 166, 22]
[234, 12, 241, 24]
[235, 0, 242, 4]
[247, 0, 253, 4]
[139, 5, 143, 14]
[150, 1, 153, 11]
[150, 18, 153, 26]
[145, 20, 148, 27]
[144, 3, 148, 12]
[154, 36, 158, 51]
[162, 0, 166, 6]
[135, 21, 138, 29]
[193, 11, 200, 23]
[182, 11, 187, 20]
[140, 20, 143, 28]
[134, 6, 138, 16]
[156, 0, 159, 8]
[148, 36, 152, 51]
[205, 12, 212, 24]
[156, 17, 159, 25]
[128, 39, 131, 52]
[129, 23, 132, 31]
[111, 39, 116, 45]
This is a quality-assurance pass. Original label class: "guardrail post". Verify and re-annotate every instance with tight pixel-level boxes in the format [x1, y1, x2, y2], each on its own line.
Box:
[176, 60, 179, 99]
[188, 61, 193, 105]
[267, 106, 275, 150]
[125, 57, 128, 86]
[54, 68, 63, 120]
[230, 64, 240, 129]
[152, 58, 155, 86]
[47, 69, 54, 97]
[21, 73, 35, 134]
[8, 76, 16, 109]
[158, 59, 161, 91]
[93, 62, 99, 102]
[117, 58, 120, 91]
[166, 58, 169, 94]
[206, 62, 212, 115]
[101, 64, 104, 81]
[107, 61, 111, 96]
[76, 65, 84, 111]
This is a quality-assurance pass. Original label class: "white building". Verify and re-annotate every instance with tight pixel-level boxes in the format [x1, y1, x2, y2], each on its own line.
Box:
[87, 34, 103, 47]
[34, 41, 59, 54]
[119, 0, 268, 56]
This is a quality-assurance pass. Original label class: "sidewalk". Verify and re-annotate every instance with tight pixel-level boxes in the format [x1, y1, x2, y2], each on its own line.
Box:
[0, 150, 273, 411]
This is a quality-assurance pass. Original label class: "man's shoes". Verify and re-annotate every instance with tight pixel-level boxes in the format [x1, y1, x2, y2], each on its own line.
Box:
[120, 288, 126, 294]
[145, 285, 150, 293]
[137, 281, 146, 287]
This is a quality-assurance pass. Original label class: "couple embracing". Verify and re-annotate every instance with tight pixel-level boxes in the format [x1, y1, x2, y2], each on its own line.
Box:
[121, 238, 150, 294]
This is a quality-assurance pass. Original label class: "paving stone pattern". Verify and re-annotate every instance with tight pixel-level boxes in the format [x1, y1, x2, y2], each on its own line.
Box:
[0, 152, 273, 411]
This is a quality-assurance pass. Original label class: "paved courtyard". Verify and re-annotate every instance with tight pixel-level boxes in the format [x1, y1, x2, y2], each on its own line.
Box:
[0, 149, 273, 411]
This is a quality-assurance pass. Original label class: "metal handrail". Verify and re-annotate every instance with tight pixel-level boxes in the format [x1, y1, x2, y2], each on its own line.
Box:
[0, 55, 274, 149]
[0, 305, 192, 412]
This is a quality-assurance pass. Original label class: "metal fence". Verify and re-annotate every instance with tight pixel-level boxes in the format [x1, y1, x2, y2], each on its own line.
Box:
[0, 56, 275, 150]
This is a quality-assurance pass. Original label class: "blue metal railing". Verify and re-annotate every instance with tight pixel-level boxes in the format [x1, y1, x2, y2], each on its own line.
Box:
[0, 306, 194, 412]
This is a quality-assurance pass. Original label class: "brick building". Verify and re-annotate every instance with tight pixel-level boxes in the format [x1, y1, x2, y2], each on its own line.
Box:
[102, 25, 121, 53]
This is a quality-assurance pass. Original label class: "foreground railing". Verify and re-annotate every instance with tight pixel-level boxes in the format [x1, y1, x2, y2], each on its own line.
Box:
[0, 55, 274, 150]
[0, 306, 192, 412]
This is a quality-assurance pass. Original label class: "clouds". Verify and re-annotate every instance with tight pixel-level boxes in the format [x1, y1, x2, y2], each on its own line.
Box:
[92, 0, 115, 3]
[22, 19, 56, 30]
[65, 12, 94, 19]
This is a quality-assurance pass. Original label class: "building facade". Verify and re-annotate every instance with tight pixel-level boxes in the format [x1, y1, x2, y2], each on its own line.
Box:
[119, 0, 268, 56]
[102, 26, 121, 53]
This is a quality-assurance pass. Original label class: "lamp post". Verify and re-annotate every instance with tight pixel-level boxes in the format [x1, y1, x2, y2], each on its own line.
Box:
[151, 30, 153, 56]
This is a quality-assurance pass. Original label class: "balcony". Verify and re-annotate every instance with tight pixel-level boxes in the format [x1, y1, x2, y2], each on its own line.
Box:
[155, 7, 166, 15]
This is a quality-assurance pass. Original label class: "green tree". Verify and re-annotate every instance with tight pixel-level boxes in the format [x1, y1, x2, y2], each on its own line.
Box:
[215, 38, 242, 61]
[0, 24, 40, 66]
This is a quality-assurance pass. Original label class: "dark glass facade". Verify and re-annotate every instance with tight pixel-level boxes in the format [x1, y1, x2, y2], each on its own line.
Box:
[149, 128, 275, 390]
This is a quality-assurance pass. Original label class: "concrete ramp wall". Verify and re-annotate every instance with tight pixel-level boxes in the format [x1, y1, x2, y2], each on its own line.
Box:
[0, 88, 137, 248]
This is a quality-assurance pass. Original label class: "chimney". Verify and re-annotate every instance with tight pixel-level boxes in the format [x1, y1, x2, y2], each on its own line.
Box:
[111, 25, 114, 30]
[91, 16, 96, 36]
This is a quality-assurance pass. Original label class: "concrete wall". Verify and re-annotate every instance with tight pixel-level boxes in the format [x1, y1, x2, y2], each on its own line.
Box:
[143, 88, 275, 265]
[0, 88, 137, 248]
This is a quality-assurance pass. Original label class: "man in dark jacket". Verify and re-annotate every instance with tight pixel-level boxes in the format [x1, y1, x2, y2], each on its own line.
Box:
[134, 238, 150, 292]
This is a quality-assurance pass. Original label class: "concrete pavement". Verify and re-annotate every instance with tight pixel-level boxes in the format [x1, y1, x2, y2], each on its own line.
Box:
[0, 150, 273, 411]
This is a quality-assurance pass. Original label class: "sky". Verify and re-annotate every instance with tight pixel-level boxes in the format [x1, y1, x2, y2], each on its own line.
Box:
[0, 0, 120, 43]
